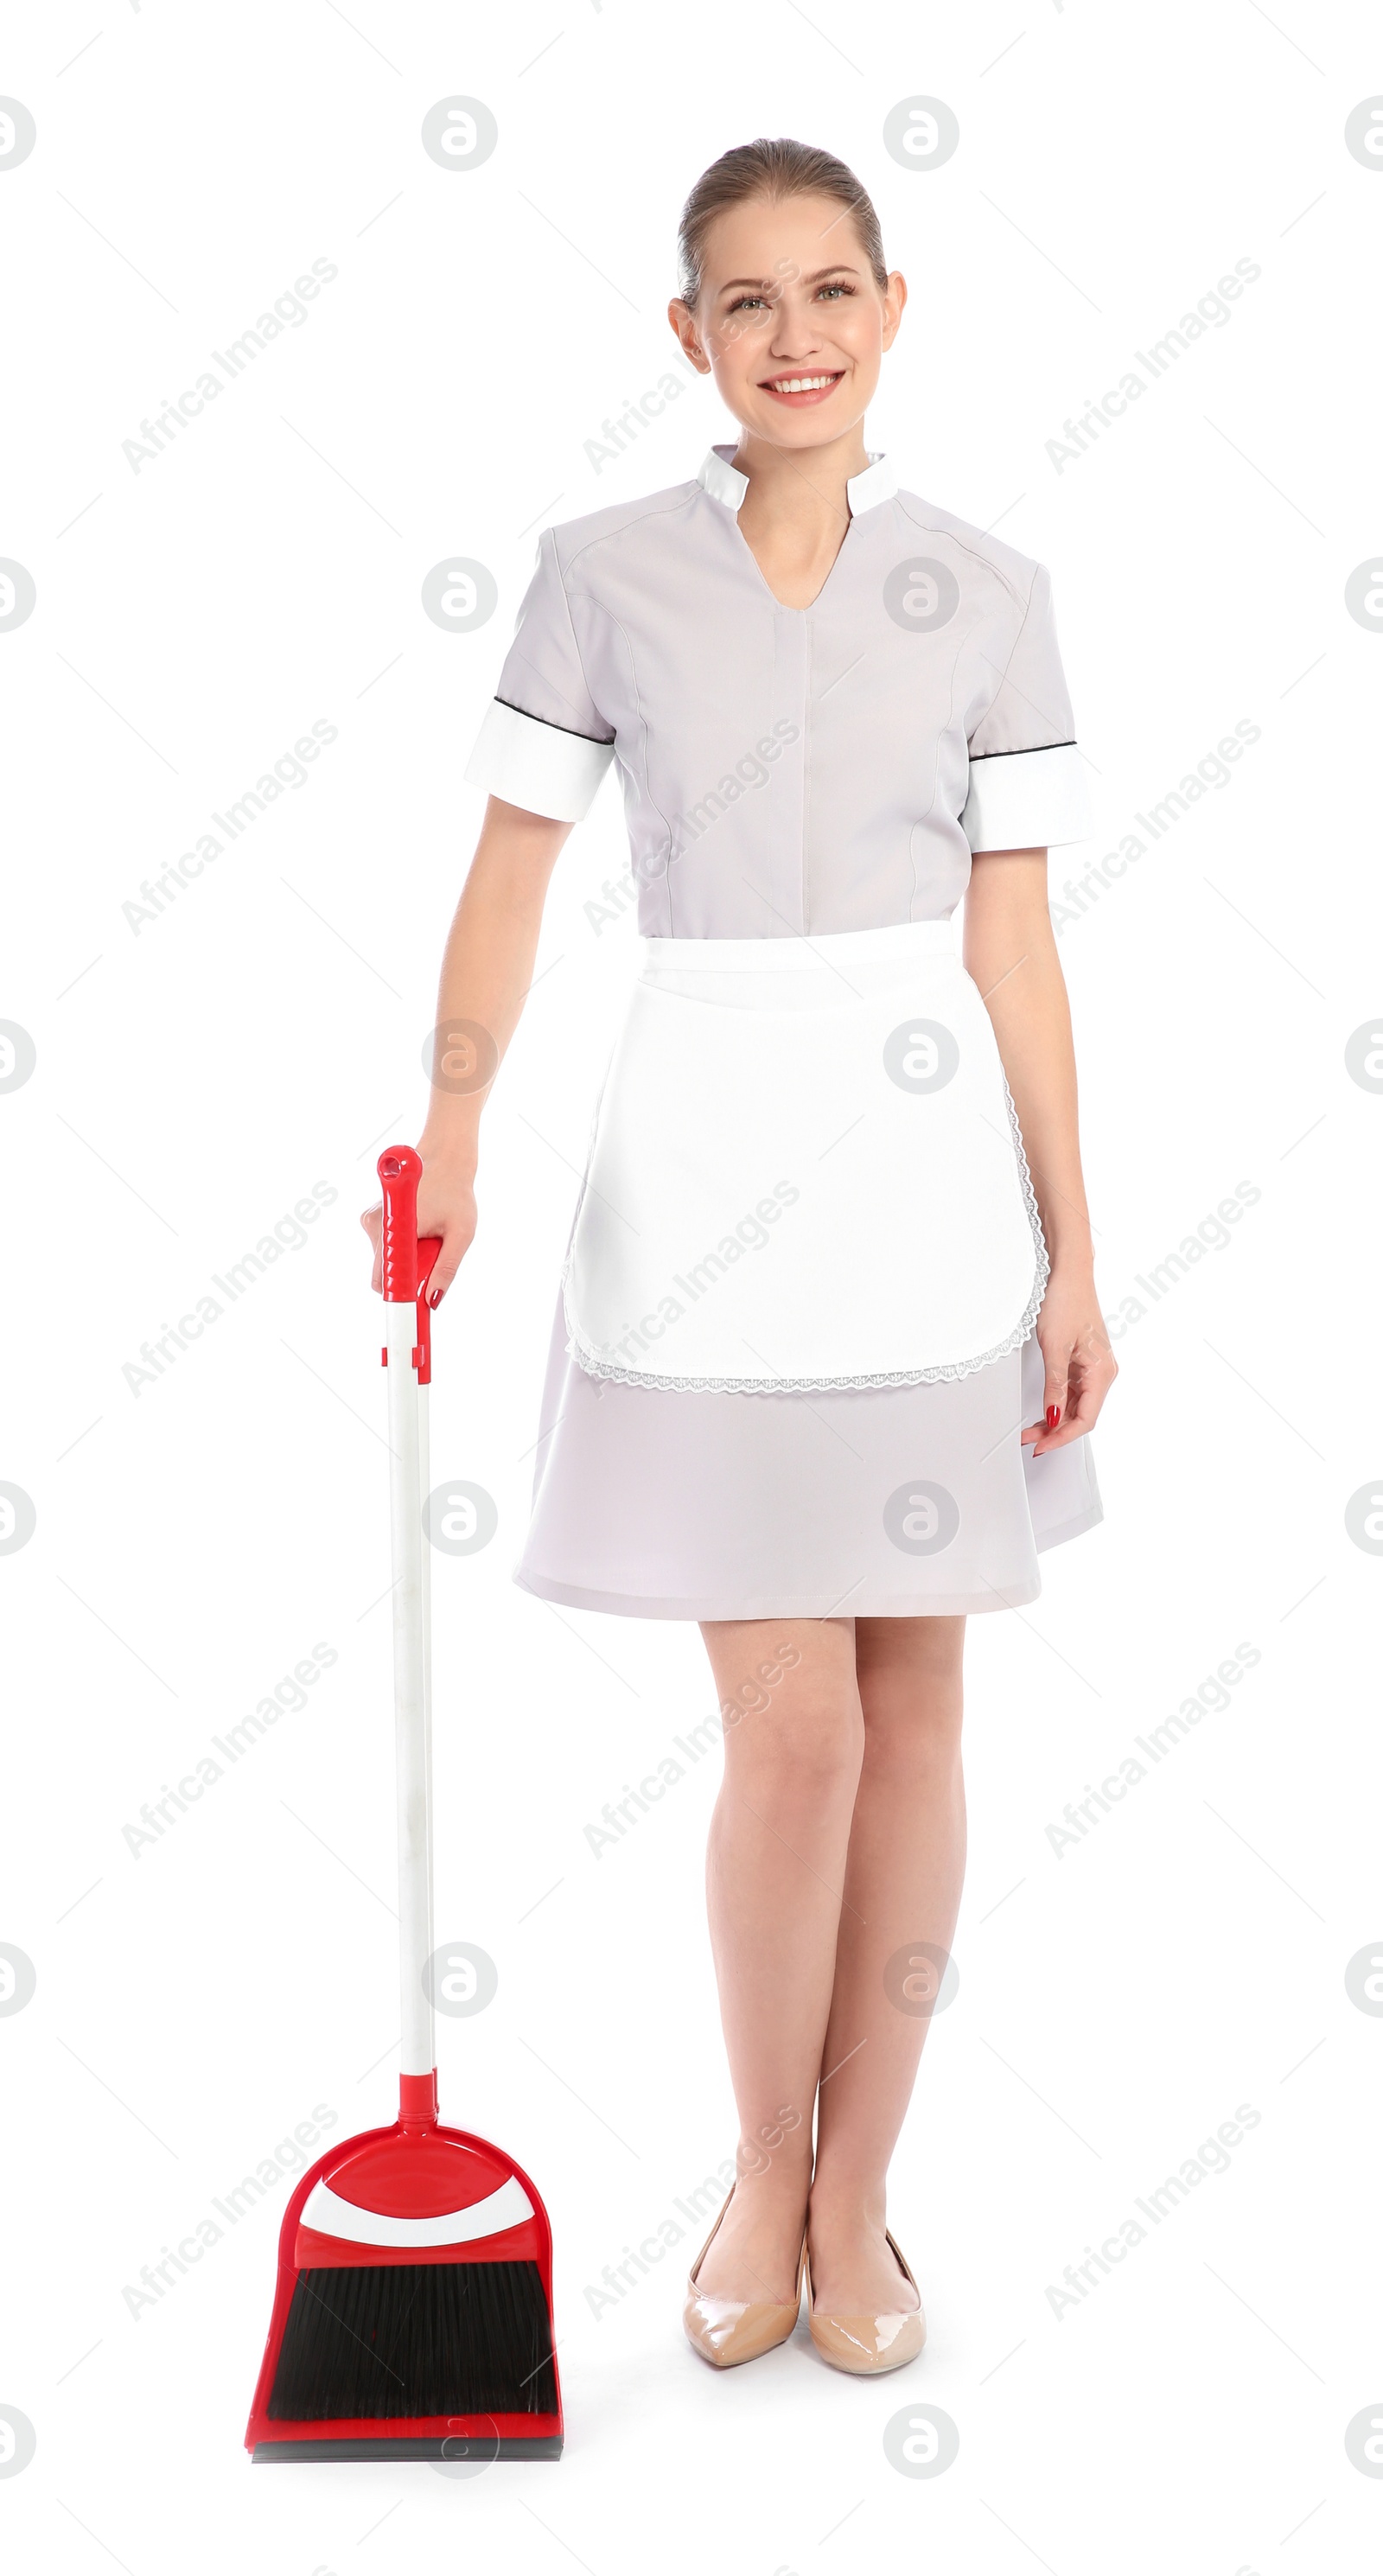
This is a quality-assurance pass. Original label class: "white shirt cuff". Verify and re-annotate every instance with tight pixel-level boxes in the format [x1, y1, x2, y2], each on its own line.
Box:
[463, 698, 616, 823]
[962, 741, 1092, 851]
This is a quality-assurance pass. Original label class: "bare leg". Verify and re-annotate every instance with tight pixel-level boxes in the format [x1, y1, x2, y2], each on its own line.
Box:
[807, 1614, 966, 2313]
[692, 1616, 864, 2304]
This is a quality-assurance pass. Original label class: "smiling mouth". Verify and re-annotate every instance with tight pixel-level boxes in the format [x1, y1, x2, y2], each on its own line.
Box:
[760, 371, 844, 400]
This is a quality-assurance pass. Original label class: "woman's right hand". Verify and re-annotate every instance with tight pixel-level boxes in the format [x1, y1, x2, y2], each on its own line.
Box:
[360, 1153, 478, 1307]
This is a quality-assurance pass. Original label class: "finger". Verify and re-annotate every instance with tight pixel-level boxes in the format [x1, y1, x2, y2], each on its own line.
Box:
[360, 1202, 383, 1296]
[1036, 1353, 1116, 1450]
[1060, 1358, 1116, 1438]
[424, 1220, 475, 1309]
[1029, 1352, 1072, 1454]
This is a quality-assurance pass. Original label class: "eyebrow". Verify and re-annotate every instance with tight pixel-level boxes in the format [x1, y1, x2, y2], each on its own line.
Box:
[717, 265, 862, 294]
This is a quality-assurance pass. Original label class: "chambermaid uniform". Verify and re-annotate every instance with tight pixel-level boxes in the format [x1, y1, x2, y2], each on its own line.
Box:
[463, 444, 1102, 1619]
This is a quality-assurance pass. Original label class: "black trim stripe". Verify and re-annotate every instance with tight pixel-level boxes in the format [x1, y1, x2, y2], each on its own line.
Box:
[494, 696, 615, 748]
[967, 738, 1075, 762]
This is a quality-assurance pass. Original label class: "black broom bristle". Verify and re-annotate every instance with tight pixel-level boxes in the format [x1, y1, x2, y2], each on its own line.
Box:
[267, 2261, 558, 2421]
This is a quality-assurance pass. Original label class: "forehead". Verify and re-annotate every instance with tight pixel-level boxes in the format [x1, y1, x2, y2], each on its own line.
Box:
[698, 190, 866, 291]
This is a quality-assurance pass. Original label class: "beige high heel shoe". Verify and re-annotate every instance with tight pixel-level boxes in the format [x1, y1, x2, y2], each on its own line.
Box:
[806, 2229, 927, 2375]
[682, 2185, 808, 2369]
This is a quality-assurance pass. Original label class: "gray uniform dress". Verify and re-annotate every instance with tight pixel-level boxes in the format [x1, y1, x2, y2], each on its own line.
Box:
[463, 445, 1103, 1620]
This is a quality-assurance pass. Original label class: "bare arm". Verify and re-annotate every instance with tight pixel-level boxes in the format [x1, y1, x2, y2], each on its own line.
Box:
[360, 795, 572, 1299]
[963, 847, 1117, 1454]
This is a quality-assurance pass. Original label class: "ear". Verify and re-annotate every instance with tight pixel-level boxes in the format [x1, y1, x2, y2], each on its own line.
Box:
[667, 298, 712, 373]
[880, 271, 908, 354]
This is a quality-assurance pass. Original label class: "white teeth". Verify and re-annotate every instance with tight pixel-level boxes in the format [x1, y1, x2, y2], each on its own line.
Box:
[768, 374, 836, 392]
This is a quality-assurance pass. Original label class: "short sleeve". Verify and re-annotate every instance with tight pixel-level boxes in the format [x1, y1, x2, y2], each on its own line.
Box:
[463, 528, 616, 822]
[960, 564, 1092, 851]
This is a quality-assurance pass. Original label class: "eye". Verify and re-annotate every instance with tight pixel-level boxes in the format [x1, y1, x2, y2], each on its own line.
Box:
[727, 293, 769, 313]
[817, 281, 856, 300]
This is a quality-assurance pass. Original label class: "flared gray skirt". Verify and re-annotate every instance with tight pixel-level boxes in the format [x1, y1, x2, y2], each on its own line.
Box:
[513, 1293, 1101, 1622]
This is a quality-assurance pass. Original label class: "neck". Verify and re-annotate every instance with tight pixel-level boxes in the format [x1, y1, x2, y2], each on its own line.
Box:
[729, 427, 870, 530]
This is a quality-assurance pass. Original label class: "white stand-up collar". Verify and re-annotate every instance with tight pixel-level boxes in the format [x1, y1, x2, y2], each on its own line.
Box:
[698, 443, 897, 518]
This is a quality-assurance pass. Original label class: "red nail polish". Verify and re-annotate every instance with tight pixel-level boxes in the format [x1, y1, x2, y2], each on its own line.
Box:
[1046, 1405, 1061, 1430]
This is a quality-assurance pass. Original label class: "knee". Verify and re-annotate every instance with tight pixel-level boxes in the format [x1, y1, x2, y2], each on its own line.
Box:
[859, 1689, 964, 1782]
[724, 1686, 864, 1802]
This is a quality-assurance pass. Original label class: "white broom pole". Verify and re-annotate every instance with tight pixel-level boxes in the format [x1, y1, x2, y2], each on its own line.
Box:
[378, 1150, 437, 2099]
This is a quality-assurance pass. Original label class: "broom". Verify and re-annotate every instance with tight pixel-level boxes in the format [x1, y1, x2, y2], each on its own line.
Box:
[245, 1145, 563, 2462]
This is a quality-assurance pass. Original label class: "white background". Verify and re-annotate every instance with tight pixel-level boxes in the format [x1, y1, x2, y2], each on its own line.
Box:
[3, 3, 1381, 2570]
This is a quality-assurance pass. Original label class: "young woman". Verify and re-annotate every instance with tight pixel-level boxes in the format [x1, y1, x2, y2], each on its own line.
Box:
[364, 137, 1116, 2377]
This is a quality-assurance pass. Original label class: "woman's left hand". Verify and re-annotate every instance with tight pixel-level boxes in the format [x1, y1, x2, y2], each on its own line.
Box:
[1024, 1262, 1118, 1455]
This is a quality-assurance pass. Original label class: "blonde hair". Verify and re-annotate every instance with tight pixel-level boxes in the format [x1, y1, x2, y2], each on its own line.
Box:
[676, 137, 888, 308]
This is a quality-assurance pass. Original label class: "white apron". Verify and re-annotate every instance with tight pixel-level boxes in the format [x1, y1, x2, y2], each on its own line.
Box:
[561, 920, 1048, 1394]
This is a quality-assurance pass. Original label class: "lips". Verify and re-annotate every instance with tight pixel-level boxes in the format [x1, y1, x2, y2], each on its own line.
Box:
[759, 370, 845, 406]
